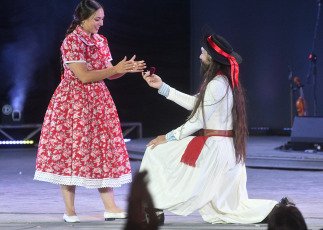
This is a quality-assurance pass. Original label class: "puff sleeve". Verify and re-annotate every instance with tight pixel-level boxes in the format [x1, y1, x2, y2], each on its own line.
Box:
[60, 35, 86, 65]
[98, 35, 113, 64]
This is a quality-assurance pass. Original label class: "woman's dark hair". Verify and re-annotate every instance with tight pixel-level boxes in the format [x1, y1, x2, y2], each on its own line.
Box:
[60, 0, 102, 76]
[66, 0, 102, 36]
[187, 56, 247, 164]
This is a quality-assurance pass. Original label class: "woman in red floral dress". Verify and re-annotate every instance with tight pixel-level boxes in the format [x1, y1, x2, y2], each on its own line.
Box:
[34, 0, 146, 223]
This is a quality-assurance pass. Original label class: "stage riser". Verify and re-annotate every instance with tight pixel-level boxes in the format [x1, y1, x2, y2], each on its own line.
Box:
[291, 116, 323, 150]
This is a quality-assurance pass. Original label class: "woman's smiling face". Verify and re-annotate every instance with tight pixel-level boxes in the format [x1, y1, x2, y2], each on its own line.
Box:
[82, 8, 104, 34]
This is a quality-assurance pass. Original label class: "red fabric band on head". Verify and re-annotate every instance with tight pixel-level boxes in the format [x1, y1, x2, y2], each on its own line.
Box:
[207, 36, 239, 88]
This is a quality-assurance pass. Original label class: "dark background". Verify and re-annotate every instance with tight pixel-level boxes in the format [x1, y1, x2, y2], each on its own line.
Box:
[1, 0, 322, 138]
[191, 0, 323, 132]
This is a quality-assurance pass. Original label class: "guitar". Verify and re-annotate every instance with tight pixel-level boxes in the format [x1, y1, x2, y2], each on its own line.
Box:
[294, 76, 308, 116]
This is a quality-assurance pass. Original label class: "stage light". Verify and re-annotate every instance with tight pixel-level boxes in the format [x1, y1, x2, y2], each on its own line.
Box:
[2, 104, 12, 116]
[12, 110, 21, 121]
[124, 138, 131, 143]
[0, 140, 34, 145]
[250, 127, 270, 131]
[1, 104, 23, 124]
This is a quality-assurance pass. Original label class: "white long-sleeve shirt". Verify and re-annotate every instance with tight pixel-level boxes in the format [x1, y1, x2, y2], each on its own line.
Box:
[159, 75, 233, 142]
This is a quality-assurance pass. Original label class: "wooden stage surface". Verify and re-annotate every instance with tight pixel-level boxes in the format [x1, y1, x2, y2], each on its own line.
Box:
[0, 136, 322, 229]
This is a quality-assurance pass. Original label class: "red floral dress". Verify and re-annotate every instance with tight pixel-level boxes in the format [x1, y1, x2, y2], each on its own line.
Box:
[34, 26, 132, 188]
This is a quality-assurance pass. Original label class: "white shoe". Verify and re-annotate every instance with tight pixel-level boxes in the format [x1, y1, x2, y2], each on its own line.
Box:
[63, 214, 80, 223]
[104, 212, 127, 221]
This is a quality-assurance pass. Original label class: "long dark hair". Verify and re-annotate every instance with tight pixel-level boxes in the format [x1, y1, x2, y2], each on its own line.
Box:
[66, 0, 102, 36]
[60, 0, 102, 75]
[188, 57, 248, 164]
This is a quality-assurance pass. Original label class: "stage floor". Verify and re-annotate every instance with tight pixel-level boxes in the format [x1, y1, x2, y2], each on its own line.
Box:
[0, 136, 323, 229]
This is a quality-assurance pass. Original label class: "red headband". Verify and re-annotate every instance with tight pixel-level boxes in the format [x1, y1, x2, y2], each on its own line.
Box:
[207, 36, 239, 88]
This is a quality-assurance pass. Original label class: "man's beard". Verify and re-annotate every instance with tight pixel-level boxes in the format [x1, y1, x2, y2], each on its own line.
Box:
[200, 61, 209, 77]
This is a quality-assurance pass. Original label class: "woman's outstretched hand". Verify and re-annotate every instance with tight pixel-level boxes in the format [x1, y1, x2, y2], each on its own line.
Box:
[115, 55, 146, 74]
[114, 56, 134, 74]
[131, 55, 146, 73]
[146, 135, 166, 149]
[142, 71, 163, 89]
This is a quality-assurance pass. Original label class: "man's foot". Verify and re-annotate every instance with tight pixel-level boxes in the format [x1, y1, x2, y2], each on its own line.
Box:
[104, 211, 127, 221]
[145, 209, 164, 226]
[278, 196, 296, 206]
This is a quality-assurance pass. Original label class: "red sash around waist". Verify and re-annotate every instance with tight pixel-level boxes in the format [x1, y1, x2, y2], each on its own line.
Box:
[180, 130, 233, 167]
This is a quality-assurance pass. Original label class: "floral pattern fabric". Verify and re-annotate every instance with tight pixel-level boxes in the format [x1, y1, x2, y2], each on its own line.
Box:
[34, 26, 132, 188]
